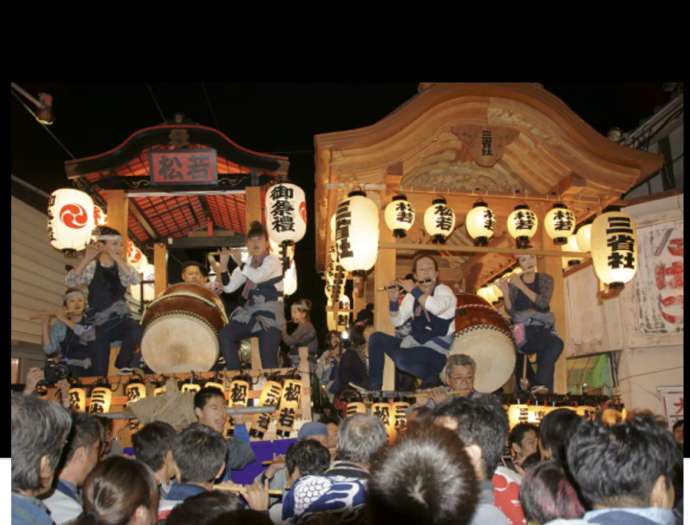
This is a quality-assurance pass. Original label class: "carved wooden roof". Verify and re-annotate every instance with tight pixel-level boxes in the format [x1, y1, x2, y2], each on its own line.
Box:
[314, 83, 664, 287]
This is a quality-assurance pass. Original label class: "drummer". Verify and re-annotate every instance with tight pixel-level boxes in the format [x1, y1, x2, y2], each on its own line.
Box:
[368, 253, 457, 390]
[217, 221, 285, 370]
[178, 260, 227, 315]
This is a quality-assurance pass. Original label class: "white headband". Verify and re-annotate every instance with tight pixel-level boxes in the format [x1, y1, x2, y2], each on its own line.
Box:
[64, 290, 86, 301]
[96, 235, 122, 241]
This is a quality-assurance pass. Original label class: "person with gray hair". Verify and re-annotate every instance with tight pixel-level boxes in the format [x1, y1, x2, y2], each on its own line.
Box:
[43, 412, 103, 524]
[419, 353, 482, 409]
[281, 414, 387, 523]
[11, 393, 72, 525]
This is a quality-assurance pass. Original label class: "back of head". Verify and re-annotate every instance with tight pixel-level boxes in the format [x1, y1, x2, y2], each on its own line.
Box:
[207, 509, 272, 525]
[94, 226, 121, 238]
[539, 409, 582, 465]
[366, 423, 478, 525]
[11, 393, 72, 493]
[519, 460, 584, 524]
[286, 439, 331, 477]
[166, 490, 242, 525]
[566, 413, 680, 508]
[78, 456, 158, 525]
[194, 386, 225, 411]
[336, 414, 387, 465]
[433, 395, 509, 478]
[61, 412, 103, 467]
[173, 423, 227, 483]
[132, 421, 177, 472]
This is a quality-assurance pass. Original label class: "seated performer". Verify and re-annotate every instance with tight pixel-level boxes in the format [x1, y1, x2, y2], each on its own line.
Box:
[178, 260, 227, 319]
[41, 287, 94, 377]
[368, 253, 457, 390]
[65, 226, 142, 376]
[497, 253, 564, 394]
[217, 221, 285, 370]
[282, 298, 318, 369]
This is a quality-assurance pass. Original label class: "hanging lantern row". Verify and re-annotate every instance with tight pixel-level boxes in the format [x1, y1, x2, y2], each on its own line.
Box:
[265, 183, 307, 246]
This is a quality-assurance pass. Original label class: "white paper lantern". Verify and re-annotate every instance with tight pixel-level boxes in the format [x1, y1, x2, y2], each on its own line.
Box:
[335, 191, 379, 274]
[93, 205, 107, 226]
[562, 235, 584, 269]
[424, 198, 456, 243]
[338, 294, 351, 311]
[575, 222, 593, 253]
[283, 259, 298, 296]
[130, 262, 155, 303]
[477, 286, 494, 304]
[490, 282, 503, 301]
[47, 189, 95, 251]
[591, 207, 638, 288]
[544, 203, 576, 245]
[384, 194, 415, 239]
[127, 241, 148, 270]
[265, 183, 307, 245]
[507, 204, 538, 249]
[330, 213, 336, 243]
[465, 200, 495, 246]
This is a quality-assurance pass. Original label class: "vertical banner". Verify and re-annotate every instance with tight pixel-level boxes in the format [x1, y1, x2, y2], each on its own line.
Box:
[276, 379, 302, 438]
[249, 380, 283, 439]
[658, 386, 684, 430]
[371, 402, 393, 440]
[391, 402, 410, 441]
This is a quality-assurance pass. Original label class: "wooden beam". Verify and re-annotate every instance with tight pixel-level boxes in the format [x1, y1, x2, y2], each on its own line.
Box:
[127, 199, 158, 241]
[373, 193, 397, 391]
[245, 185, 263, 229]
[379, 242, 585, 258]
[104, 190, 129, 250]
[538, 204, 568, 394]
[154, 243, 168, 297]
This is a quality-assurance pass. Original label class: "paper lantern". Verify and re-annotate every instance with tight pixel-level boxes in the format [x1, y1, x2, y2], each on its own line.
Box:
[424, 197, 456, 243]
[346, 402, 367, 417]
[371, 402, 395, 440]
[465, 200, 495, 246]
[330, 213, 337, 243]
[47, 188, 95, 251]
[130, 262, 155, 304]
[335, 191, 379, 274]
[125, 382, 147, 405]
[575, 222, 593, 252]
[227, 379, 250, 407]
[384, 194, 415, 239]
[544, 203, 576, 245]
[204, 381, 224, 393]
[390, 401, 410, 441]
[591, 207, 638, 288]
[180, 383, 201, 394]
[153, 385, 167, 397]
[283, 259, 298, 296]
[266, 183, 307, 245]
[249, 380, 284, 439]
[562, 235, 584, 269]
[326, 311, 337, 331]
[68, 387, 87, 412]
[489, 282, 503, 301]
[126, 241, 148, 271]
[89, 387, 112, 414]
[93, 205, 107, 226]
[507, 204, 538, 249]
[276, 379, 303, 438]
[338, 294, 351, 311]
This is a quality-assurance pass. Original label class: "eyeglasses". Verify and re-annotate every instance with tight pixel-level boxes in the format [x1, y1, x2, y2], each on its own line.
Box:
[449, 376, 474, 384]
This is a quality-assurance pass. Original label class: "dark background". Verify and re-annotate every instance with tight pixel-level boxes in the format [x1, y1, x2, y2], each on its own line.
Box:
[10, 82, 675, 345]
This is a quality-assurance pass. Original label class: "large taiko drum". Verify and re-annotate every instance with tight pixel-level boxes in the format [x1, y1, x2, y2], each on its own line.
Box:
[141, 283, 228, 374]
[442, 293, 516, 393]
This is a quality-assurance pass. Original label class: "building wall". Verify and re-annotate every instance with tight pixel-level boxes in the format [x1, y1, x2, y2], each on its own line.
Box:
[11, 195, 69, 380]
[564, 194, 683, 417]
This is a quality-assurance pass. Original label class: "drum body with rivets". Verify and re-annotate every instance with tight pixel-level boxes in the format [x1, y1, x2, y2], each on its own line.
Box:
[442, 293, 516, 393]
[141, 283, 228, 374]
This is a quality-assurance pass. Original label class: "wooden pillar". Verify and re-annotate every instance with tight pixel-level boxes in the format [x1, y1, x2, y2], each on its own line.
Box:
[154, 243, 168, 297]
[244, 185, 263, 229]
[539, 205, 568, 394]
[104, 190, 129, 249]
[250, 337, 262, 370]
[373, 192, 396, 390]
[298, 346, 312, 421]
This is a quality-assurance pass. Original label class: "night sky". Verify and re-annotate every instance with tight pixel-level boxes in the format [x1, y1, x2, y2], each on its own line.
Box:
[11, 82, 672, 341]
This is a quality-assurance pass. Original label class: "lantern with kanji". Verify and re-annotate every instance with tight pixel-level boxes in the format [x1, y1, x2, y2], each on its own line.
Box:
[424, 197, 456, 243]
[93, 205, 107, 226]
[384, 194, 415, 239]
[249, 380, 284, 439]
[465, 200, 495, 246]
[88, 386, 112, 414]
[591, 206, 638, 288]
[562, 235, 584, 269]
[68, 387, 87, 412]
[544, 203, 576, 245]
[228, 379, 250, 407]
[266, 183, 307, 245]
[507, 204, 538, 249]
[125, 381, 147, 405]
[575, 220, 593, 253]
[47, 188, 95, 251]
[335, 191, 379, 274]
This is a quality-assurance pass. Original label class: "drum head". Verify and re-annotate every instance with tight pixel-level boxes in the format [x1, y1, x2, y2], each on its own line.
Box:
[141, 315, 219, 374]
[443, 327, 516, 393]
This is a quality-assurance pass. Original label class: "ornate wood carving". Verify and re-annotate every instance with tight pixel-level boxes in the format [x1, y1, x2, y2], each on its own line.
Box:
[451, 125, 519, 167]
